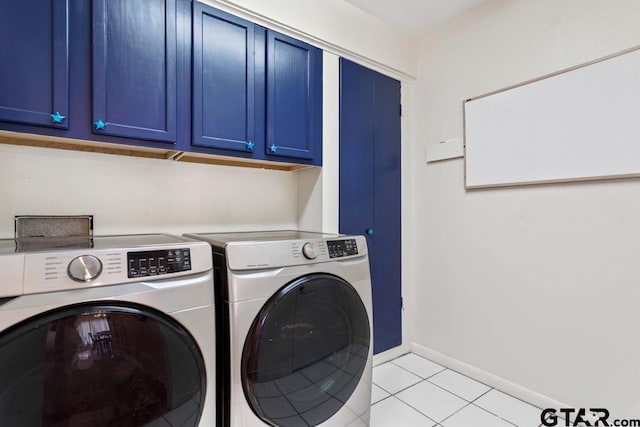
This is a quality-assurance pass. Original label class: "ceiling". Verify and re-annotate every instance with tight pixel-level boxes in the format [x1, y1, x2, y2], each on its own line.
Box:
[344, 0, 486, 37]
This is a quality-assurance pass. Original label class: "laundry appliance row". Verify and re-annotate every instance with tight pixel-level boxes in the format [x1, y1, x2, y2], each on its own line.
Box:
[0, 230, 373, 427]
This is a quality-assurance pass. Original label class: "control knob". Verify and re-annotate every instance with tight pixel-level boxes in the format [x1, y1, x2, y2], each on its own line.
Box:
[68, 255, 103, 282]
[302, 242, 318, 260]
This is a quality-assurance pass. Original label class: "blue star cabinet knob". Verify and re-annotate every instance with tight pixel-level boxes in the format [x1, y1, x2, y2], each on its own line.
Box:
[245, 141, 255, 151]
[94, 119, 106, 130]
[269, 144, 278, 153]
[51, 112, 66, 124]
[366, 228, 374, 236]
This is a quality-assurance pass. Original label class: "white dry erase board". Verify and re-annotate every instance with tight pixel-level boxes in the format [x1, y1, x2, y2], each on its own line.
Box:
[464, 46, 640, 189]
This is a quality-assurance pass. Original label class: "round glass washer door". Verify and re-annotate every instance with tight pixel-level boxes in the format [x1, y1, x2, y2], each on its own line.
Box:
[0, 302, 206, 427]
[242, 273, 370, 427]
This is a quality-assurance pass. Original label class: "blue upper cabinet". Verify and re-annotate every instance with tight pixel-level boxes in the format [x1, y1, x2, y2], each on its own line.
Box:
[266, 30, 322, 165]
[192, 3, 255, 154]
[0, 1, 69, 129]
[0, 0, 322, 167]
[191, 3, 322, 165]
[92, 0, 181, 144]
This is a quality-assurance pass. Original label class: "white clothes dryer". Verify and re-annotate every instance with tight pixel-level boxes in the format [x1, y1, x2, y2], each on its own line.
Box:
[184, 231, 373, 427]
[0, 234, 215, 426]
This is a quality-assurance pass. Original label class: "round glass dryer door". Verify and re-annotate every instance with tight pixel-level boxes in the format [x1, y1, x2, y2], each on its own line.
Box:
[0, 303, 206, 427]
[242, 273, 370, 426]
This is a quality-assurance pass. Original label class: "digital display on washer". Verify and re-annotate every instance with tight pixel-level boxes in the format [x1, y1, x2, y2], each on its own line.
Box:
[327, 239, 358, 258]
[128, 248, 191, 278]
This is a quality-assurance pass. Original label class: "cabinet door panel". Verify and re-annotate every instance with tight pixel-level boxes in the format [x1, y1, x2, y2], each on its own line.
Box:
[92, 0, 177, 143]
[266, 31, 321, 163]
[192, 3, 254, 152]
[0, 0, 69, 129]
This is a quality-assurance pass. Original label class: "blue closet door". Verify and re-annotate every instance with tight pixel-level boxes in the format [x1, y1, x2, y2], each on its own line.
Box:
[192, 3, 256, 153]
[339, 58, 402, 354]
[339, 61, 375, 248]
[266, 30, 322, 164]
[0, 0, 69, 129]
[92, 0, 178, 144]
[372, 71, 402, 354]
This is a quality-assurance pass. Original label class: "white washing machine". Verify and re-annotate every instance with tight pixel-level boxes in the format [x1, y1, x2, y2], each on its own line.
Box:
[183, 231, 373, 427]
[0, 234, 215, 426]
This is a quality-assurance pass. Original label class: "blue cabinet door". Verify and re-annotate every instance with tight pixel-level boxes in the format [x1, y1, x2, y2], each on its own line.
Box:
[192, 3, 256, 153]
[0, 0, 69, 129]
[339, 58, 402, 354]
[92, 0, 180, 144]
[266, 30, 322, 164]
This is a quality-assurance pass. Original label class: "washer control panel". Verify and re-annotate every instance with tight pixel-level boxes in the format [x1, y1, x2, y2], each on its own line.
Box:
[327, 239, 359, 258]
[128, 248, 191, 278]
[20, 242, 211, 295]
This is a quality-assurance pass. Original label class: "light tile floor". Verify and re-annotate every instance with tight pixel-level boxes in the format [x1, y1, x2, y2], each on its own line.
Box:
[371, 353, 543, 427]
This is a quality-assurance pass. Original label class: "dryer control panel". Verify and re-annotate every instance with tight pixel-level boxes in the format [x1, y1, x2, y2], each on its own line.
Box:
[224, 235, 368, 270]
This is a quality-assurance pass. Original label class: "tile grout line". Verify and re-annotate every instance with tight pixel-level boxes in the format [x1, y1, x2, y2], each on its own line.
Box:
[470, 402, 502, 418]
[372, 362, 452, 400]
[375, 355, 543, 427]
[438, 400, 522, 427]
[491, 388, 543, 411]
[370, 393, 393, 406]
[469, 401, 530, 427]
[380, 361, 495, 412]
[471, 388, 494, 404]
[385, 393, 440, 426]
[388, 357, 502, 404]
[383, 375, 480, 426]
[372, 389, 440, 426]
[375, 361, 487, 425]
[471, 387, 543, 426]
[389, 358, 447, 380]
[439, 365, 495, 388]
[424, 376, 488, 404]
[371, 381, 395, 396]
[373, 375, 457, 426]
[387, 378, 428, 397]
[391, 355, 542, 412]
[437, 401, 475, 426]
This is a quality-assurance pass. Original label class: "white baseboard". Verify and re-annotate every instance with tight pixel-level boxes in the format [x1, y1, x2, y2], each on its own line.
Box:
[410, 342, 569, 411]
[372, 344, 411, 367]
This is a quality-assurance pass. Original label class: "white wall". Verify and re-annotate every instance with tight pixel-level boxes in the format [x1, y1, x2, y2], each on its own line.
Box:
[0, 144, 297, 237]
[412, 0, 640, 417]
[298, 52, 341, 234]
[207, 0, 417, 78]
